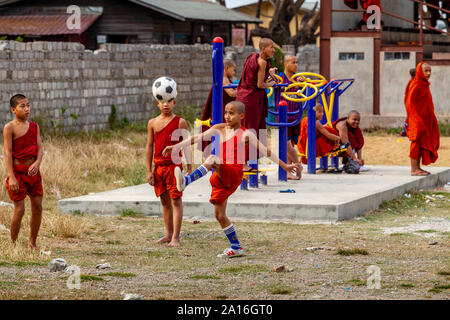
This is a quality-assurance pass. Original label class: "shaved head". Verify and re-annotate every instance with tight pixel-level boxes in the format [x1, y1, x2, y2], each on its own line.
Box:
[348, 110, 360, 117]
[284, 54, 296, 63]
[226, 101, 245, 114]
[313, 104, 324, 112]
[224, 59, 236, 68]
[259, 38, 273, 50]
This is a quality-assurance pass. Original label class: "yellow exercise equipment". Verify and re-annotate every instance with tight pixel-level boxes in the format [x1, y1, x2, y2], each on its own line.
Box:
[291, 72, 328, 87]
[265, 74, 284, 98]
[281, 82, 319, 102]
[195, 118, 211, 128]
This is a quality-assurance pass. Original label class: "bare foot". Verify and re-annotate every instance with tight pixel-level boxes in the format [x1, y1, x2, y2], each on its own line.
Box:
[28, 244, 40, 252]
[168, 239, 181, 247]
[411, 170, 429, 176]
[156, 236, 172, 244]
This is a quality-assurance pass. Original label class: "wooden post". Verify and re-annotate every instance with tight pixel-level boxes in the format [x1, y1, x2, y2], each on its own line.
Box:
[245, 23, 248, 45]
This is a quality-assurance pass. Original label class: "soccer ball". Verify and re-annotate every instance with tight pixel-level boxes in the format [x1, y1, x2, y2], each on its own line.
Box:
[152, 77, 177, 102]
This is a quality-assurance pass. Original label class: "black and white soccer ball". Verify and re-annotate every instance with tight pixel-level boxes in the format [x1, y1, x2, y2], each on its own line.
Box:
[152, 77, 177, 102]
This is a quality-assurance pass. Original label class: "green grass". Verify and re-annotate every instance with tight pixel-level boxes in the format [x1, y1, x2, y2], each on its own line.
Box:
[416, 229, 437, 233]
[337, 248, 369, 256]
[121, 209, 141, 218]
[266, 285, 292, 295]
[105, 240, 121, 245]
[0, 281, 17, 289]
[80, 275, 105, 282]
[437, 271, 450, 276]
[428, 284, 450, 293]
[218, 264, 269, 275]
[400, 283, 415, 288]
[102, 272, 136, 278]
[348, 279, 366, 286]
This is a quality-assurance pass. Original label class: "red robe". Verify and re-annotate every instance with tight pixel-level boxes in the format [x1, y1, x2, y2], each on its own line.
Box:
[297, 117, 339, 164]
[153, 116, 183, 199]
[236, 53, 270, 136]
[6, 121, 43, 202]
[404, 78, 414, 127]
[332, 117, 364, 163]
[344, 0, 382, 22]
[405, 62, 440, 165]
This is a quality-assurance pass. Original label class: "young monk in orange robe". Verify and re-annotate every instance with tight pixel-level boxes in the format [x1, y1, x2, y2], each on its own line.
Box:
[404, 62, 440, 176]
[297, 105, 343, 164]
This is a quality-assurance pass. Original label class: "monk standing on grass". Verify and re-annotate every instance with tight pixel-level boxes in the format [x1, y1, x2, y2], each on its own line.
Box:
[3, 94, 44, 251]
[404, 62, 440, 176]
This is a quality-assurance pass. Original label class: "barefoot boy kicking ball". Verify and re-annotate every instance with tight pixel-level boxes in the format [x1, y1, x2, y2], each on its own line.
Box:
[3, 94, 44, 251]
[146, 78, 191, 247]
[163, 101, 301, 258]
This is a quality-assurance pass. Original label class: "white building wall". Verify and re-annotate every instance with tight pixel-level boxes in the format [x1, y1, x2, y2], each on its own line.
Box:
[429, 65, 450, 117]
[380, 51, 416, 116]
[331, 37, 373, 116]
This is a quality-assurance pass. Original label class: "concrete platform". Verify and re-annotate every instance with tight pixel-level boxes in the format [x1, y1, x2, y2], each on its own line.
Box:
[58, 165, 450, 223]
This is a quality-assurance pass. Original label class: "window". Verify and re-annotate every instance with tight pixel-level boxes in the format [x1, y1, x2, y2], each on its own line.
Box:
[339, 52, 364, 61]
[384, 52, 411, 60]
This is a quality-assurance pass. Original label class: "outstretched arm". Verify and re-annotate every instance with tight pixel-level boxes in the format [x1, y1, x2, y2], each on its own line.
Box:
[162, 125, 222, 158]
[244, 131, 300, 172]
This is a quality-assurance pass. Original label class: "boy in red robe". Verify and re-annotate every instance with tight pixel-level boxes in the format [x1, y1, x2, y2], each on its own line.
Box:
[297, 105, 343, 164]
[3, 94, 44, 251]
[404, 62, 440, 176]
[146, 81, 191, 247]
[332, 110, 365, 166]
[236, 38, 279, 138]
[163, 101, 300, 258]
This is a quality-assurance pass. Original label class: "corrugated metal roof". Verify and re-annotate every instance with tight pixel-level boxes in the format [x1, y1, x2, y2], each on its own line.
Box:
[130, 0, 262, 23]
[0, 14, 101, 35]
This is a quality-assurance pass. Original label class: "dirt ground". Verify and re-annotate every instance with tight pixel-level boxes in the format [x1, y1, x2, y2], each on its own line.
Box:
[0, 131, 449, 300]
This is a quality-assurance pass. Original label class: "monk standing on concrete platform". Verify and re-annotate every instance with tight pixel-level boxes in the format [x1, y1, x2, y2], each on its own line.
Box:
[404, 62, 440, 176]
[236, 38, 279, 139]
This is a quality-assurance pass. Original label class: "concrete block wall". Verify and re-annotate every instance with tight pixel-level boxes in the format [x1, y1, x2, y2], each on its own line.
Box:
[0, 41, 257, 131]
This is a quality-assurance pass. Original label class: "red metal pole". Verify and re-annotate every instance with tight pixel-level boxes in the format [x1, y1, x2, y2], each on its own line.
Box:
[320, 0, 332, 80]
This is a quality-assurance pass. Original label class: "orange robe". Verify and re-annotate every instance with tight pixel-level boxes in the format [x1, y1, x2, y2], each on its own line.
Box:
[297, 117, 338, 164]
[405, 62, 440, 165]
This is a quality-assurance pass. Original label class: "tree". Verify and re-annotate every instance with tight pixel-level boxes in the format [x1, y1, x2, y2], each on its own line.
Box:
[251, 0, 320, 49]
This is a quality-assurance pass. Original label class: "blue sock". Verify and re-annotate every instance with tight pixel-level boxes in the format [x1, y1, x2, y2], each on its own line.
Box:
[223, 224, 242, 250]
[185, 165, 208, 186]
